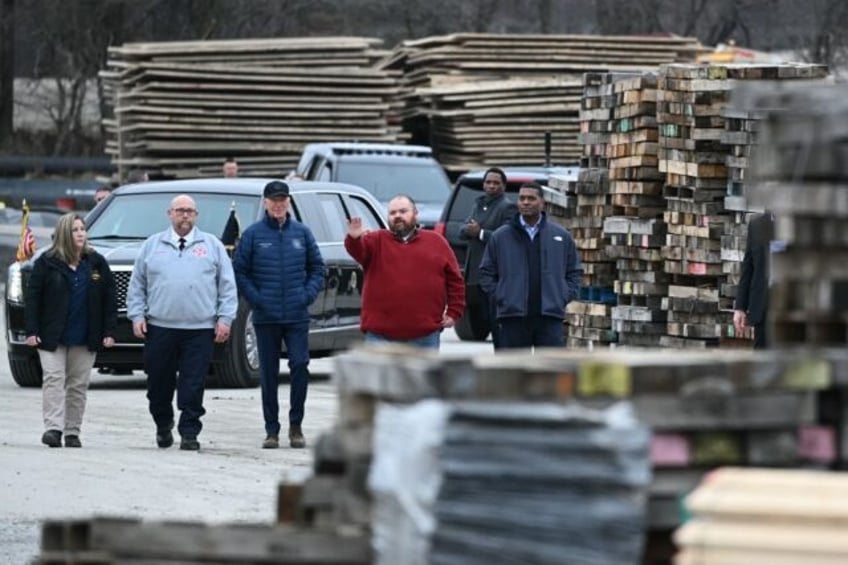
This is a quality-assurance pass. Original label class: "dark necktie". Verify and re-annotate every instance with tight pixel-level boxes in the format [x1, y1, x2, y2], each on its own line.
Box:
[178, 237, 186, 251]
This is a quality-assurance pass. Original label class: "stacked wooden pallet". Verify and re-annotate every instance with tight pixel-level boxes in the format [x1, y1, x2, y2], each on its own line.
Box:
[745, 83, 848, 347]
[566, 72, 620, 348]
[602, 73, 669, 348]
[330, 345, 657, 564]
[99, 37, 403, 179]
[654, 63, 829, 349]
[324, 345, 848, 564]
[676, 467, 848, 564]
[381, 33, 704, 172]
[657, 64, 733, 349]
[37, 516, 371, 564]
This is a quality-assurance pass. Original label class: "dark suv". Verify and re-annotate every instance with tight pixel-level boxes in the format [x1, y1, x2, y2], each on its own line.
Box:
[294, 142, 452, 229]
[5, 178, 387, 388]
[435, 166, 580, 341]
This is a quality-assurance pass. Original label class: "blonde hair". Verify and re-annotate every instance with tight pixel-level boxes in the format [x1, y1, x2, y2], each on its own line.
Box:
[48, 213, 92, 264]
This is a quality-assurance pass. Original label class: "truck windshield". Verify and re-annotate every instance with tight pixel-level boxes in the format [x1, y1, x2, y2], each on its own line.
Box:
[86, 192, 260, 240]
[336, 161, 451, 204]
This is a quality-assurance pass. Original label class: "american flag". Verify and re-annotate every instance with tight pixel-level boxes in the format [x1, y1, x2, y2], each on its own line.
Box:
[15, 200, 36, 262]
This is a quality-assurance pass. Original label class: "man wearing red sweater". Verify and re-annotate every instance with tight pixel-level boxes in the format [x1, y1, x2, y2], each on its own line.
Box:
[345, 194, 465, 350]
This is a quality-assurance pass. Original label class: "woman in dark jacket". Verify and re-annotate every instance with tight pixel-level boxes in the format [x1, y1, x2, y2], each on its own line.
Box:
[24, 213, 117, 448]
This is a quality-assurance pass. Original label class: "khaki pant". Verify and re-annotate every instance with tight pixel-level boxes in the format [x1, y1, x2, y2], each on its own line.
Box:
[38, 346, 96, 436]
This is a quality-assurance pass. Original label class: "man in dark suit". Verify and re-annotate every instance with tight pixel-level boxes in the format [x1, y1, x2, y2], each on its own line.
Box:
[734, 213, 774, 349]
[460, 167, 517, 348]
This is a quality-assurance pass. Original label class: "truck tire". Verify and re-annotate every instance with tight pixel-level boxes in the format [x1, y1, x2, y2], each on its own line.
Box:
[455, 303, 490, 342]
[213, 300, 260, 388]
[9, 354, 43, 387]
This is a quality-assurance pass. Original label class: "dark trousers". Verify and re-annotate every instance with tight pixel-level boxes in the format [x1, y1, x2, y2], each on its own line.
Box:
[479, 288, 501, 349]
[255, 322, 310, 435]
[754, 323, 768, 350]
[498, 316, 564, 350]
[144, 325, 214, 439]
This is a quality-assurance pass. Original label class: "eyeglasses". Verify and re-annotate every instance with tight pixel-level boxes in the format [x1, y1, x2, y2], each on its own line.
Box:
[172, 208, 197, 215]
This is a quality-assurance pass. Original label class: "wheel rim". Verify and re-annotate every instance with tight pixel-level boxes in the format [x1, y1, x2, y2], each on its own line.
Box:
[244, 311, 259, 371]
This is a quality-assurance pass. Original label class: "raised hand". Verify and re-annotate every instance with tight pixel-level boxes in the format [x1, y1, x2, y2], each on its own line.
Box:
[347, 216, 367, 239]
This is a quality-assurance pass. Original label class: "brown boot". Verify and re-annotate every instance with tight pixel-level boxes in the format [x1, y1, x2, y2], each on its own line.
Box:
[288, 425, 306, 449]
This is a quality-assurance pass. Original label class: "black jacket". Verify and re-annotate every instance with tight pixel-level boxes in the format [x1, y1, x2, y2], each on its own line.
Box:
[735, 213, 773, 326]
[24, 250, 118, 352]
[459, 192, 517, 285]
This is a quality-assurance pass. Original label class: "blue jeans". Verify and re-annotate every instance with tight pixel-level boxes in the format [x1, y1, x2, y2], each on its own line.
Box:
[364, 330, 441, 350]
[144, 325, 214, 439]
[255, 322, 310, 435]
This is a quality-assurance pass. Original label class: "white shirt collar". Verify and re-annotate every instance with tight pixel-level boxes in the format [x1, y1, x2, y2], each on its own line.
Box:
[171, 227, 196, 247]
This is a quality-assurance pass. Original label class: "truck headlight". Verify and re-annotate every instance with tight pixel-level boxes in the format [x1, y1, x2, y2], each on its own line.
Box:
[6, 262, 23, 304]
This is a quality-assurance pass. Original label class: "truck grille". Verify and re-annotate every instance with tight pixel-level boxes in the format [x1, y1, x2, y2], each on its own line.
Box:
[113, 269, 132, 311]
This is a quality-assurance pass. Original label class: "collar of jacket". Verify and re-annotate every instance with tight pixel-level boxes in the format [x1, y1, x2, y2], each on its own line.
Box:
[510, 211, 547, 230]
[477, 192, 506, 207]
[263, 211, 291, 229]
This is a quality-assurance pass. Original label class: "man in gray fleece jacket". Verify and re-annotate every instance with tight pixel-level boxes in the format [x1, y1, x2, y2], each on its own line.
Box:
[127, 194, 238, 451]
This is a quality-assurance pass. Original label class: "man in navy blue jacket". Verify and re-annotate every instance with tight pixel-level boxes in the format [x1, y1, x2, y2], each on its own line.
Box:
[479, 182, 582, 350]
[232, 181, 324, 449]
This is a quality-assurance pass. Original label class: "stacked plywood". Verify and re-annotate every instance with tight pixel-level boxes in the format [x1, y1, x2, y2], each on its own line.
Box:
[99, 37, 404, 179]
[676, 467, 848, 564]
[744, 83, 848, 347]
[381, 33, 704, 172]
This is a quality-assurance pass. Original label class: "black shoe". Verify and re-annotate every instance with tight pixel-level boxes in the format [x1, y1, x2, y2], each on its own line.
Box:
[156, 422, 174, 448]
[288, 425, 306, 449]
[262, 434, 280, 449]
[64, 435, 82, 448]
[180, 437, 200, 451]
[41, 430, 62, 448]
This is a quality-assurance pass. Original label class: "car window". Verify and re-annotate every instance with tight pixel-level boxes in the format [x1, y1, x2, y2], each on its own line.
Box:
[86, 192, 261, 240]
[345, 195, 383, 231]
[310, 192, 348, 243]
[336, 161, 450, 204]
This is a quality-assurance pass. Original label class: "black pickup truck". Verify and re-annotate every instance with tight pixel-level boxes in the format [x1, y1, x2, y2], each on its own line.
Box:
[5, 178, 387, 388]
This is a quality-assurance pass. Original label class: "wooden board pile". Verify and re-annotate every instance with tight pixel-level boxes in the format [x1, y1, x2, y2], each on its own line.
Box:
[654, 63, 829, 349]
[380, 33, 704, 172]
[37, 516, 371, 564]
[316, 345, 848, 564]
[602, 73, 669, 348]
[99, 37, 404, 179]
[675, 467, 848, 564]
[563, 72, 621, 348]
[744, 82, 848, 347]
[325, 345, 658, 564]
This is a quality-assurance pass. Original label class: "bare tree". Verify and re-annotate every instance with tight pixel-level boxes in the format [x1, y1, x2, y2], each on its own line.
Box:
[0, 0, 14, 148]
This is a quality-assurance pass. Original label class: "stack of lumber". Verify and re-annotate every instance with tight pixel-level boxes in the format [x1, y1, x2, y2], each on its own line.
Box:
[675, 467, 848, 564]
[602, 73, 669, 348]
[381, 33, 705, 172]
[37, 516, 371, 564]
[744, 82, 848, 347]
[330, 345, 654, 565]
[99, 37, 404, 178]
[416, 77, 585, 171]
[657, 64, 733, 349]
[321, 345, 848, 564]
[566, 72, 620, 348]
[654, 63, 829, 349]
